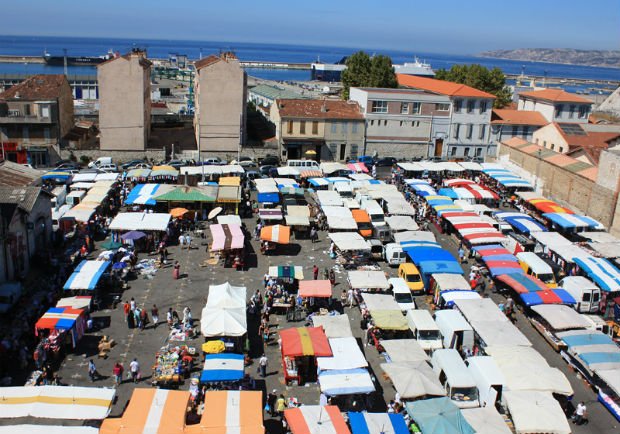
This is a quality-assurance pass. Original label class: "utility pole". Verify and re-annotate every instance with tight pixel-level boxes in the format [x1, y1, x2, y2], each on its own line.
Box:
[63, 48, 68, 76]
[534, 148, 542, 192]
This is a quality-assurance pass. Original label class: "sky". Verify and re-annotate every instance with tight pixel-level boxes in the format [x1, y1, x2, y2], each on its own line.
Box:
[3, 0, 619, 54]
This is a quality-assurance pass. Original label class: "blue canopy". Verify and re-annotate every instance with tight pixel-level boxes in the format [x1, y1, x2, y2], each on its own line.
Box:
[42, 171, 72, 182]
[562, 332, 615, 347]
[403, 247, 462, 276]
[519, 289, 575, 306]
[497, 178, 532, 188]
[502, 216, 547, 234]
[438, 188, 459, 199]
[309, 178, 329, 187]
[573, 257, 620, 292]
[482, 168, 511, 175]
[63, 260, 111, 291]
[200, 353, 244, 382]
[405, 397, 475, 434]
[579, 352, 620, 366]
[543, 213, 603, 230]
[427, 197, 455, 206]
[257, 192, 280, 204]
[125, 183, 163, 206]
[348, 412, 409, 434]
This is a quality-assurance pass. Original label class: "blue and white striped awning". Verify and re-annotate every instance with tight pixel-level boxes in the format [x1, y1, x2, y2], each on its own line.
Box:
[125, 183, 162, 206]
[200, 353, 245, 382]
[497, 178, 532, 188]
[502, 216, 547, 234]
[309, 178, 329, 187]
[348, 412, 409, 434]
[325, 177, 350, 184]
[410, 184, 437, 197]
[318, 368, 375, 396]
[63, 260, 111, 291]
[573, 256, 620, 292]
[543, 213, 604, 230]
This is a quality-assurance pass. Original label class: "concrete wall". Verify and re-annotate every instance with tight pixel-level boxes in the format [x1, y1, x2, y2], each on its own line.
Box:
[498, 143, 620, 234]
[98, 53, 151, 151]
[59, 148, 166, 165]
[324, 119, 365, 160]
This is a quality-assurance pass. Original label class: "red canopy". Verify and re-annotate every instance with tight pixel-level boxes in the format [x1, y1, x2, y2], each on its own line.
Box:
[477, 247, 512, 257]
[496, 273, 548, 294]
[453, 222, 494, 230]
[440, 212, 480, 219]
[298, 280, 332, 298]
[280, 327, 332, 357]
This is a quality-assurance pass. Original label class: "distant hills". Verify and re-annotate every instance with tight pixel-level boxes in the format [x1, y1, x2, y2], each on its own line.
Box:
[478, 48, 620, 69]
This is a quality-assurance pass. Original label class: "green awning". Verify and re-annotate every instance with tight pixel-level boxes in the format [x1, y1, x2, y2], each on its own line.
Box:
[155, 186, 217, 202]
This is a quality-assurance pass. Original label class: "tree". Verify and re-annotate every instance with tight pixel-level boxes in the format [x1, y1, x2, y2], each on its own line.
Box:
[435, 64, 512, 108]
[341, 51, 396, 99]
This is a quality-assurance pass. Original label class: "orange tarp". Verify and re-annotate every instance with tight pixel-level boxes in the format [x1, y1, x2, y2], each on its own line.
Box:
[280, 327, 332, 358]
[298, 280, 332, 298]
[186, 390, 264, 434]
[260, 225, 291, 244]
[285, 405, 350, 434]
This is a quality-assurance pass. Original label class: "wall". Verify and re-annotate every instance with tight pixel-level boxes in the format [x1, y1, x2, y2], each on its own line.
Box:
[532, 123, 568, 152]
[498, 143, 620, 234]
[324, 119, 365, 160]
[445, 97, 493, 158]
[59, 148, 166, 164]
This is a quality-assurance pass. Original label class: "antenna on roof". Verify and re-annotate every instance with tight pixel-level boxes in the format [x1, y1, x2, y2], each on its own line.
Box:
[63, 48, 68, 77]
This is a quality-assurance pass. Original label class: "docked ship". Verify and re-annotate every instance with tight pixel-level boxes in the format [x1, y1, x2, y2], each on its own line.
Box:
[392, 57, 435, 77]
[311, 56, 348, 82]
[43, 49, 114, 66]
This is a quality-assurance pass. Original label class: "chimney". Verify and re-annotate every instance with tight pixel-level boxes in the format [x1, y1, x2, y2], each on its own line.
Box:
[320, 99, 328, 113]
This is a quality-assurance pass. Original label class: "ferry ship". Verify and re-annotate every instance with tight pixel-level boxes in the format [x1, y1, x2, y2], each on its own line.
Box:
[392, 57, 435, 77]
[43, 49, 114, 66]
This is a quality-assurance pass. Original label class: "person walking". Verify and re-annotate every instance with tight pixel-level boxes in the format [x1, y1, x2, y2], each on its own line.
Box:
[276, 394, 286, 420]
[313, 264, 319, 280]
[573, 402, 587, 425]
[258, 354, 268, 378]
[112, 362, 124, 386]
[151, 305, 159, 328]
[88, 359, 100, 382]
[173, 261, 180, 279]
[310, 227, 318, 243]
[267, 389, 278, 417]
[329, 269, 336, 285]
[129, 358, 140, 383]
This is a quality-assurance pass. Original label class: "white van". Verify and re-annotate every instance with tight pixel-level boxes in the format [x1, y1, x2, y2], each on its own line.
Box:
[431, 349, 480, 408]
[517, 252, 557, 288]
[582, 314, 613, 337]
[51, 186, 67, 208]
[88, 156, 113, 168]
[52, 204, 71, 231]
[286, 159, 320, 170]
[434, 309, 474, 351]
[407, 310, 443, 352]
[384, 243, 407, 266]
[559, 276, 600, 313]
[389, 277, 416, 312]
[466, 356, 505, 407]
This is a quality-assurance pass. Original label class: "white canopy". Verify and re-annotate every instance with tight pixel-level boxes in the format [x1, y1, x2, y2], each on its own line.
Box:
[317, 337, 368, 371]
[385, 199, 416, 216]
[381, 361, 446, 399]
[398, 162, 424, 171]
[455, 298, 509, 324]
[180, 165, 244, 175]
[319, 369, 375, 396]
[530, 231, 572, 248]
[587, 241, 620, 258]
[56, 296, 92, 310]
[348, 270, 390, 290]
[458, 161, 483, 171]
[276, 167, 300, 176]
[597, 369, 620, 398]
[385, 215, 419, 232]
[504, 391, 571, 434]
[380, 339, 429, 363]
[531, 304, 592, 330]
[581, 231, 619, 243]
[109, 212, 171, 231]
[0, 386, 114, 420]
[70, 182, 95, 190]
[201, 283, 247, 337]
[361, 293, 400, 310]
[61, 204, 96, 222]
[72, 172, 97, 182]
[469, 320, 531, 347]
[328, 232, 370, 251]
[311, 314, 353, 338]
[322, 206, 357, 230]
[207, 282, 246, 309]
[432, 273, 470, 291]
[394, 230, 436, 243]
[94, 173, 119, 181]
[317, 190, 343, 207]
[320, 162, 349, 175]
[285, 205, 310, 226]
[461, 407, 512, 434]
[217, 214, 242, 225]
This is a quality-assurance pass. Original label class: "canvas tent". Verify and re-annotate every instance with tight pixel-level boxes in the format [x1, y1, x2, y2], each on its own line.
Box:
[503, 390, 571, 434]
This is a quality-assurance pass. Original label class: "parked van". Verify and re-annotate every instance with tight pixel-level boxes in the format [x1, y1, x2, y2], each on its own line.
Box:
[384, 243, 407, 266]
[52, 204, 71, 232]
[373, 225, 391, 243]
[286, 159, 320, 170]
[431, 349, 480, 408]
[406, 309, 442, 351]
[88, 156, 113, 168]
[351, 209, 373, 238]
[398, 263, 424, 294]
[466, 356, 505, 407]
[517, 252, 557, 287]
[434, 309, 474, 351]
[389, 277, 416, 312]
[361, 199, 386, 227]
[559, 276, 600, 313]
[66, 190, 86, 207]
[582, 314, 613, 337]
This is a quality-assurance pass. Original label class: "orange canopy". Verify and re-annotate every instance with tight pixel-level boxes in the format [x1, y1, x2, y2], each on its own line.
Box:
[528, 199, 574, 214]
[260, 225, 291, 244]
[186, 390, 264, 434]
[285, 405, 350, 434]
[100, 388, 190, 434]
[170, 207, 190, 218]
[280, 327, 332, 358]
[298, 280, 332, 298]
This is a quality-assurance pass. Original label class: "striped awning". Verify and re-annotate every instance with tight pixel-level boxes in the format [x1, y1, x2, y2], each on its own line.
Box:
[260, 225, 291, 244]
[280, 327, 332, 357]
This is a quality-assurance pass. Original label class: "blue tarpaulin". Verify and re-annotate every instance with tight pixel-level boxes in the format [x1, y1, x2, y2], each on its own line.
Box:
[257, 192, 281, 204]
[543, 213, 603, 230]
[63, 260, 111, 291]
[200, 353, 245, 382]
[502, 216, 547, 234]
[348, 412, 409, 434]
[573, 257, 620, 292]
[125, 184, 162, 206]
[562, 333, 615, 347]
[405, 397, 475, 434]
[438, 188, 458, 199]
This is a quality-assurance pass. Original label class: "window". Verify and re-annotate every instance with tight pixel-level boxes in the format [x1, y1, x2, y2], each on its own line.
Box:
[555, 104, 564, 117]
[40, 105, 50, 118]
[350, 144, 359, 159]
[453, 124, 460, 139]
[551, 143, 555, 150]
[412, 121, 420, 127]
[476, 147, 482, 156]
[412, 102, 421, 114]
[300, 121, 306, 134]
[370, 120, 374, 126]
[401, 103, 409, 114]
[352, 122, 358, 133]
[24, 104, 31, 116]
[480, 101, 488, 112]
[543, 141, 547, 147]
[467, 100, 475, 113]
[312, 121, 319, 135]
[466, 124, 473, 139]
[44, 128, 50, 140]
[454, 99, 463, 112]
[578, 105, 588, 119]
[331, 122, 338, 133]
[22, 126, 29, 140]
[559, 146, 564, 153]
[450, 147, 457, 156]
[342, 122, 348, 133]
[479, 124, 486, 140]
[464, 147, 470, 157]
[437, 103, 450, 111]
[287, 120, 293, 134]
[523, 126, 530, 137]
[569, 105, 576, 119]
[384, 120, 388, 126]
[371, 100, 388, 113]
[511, 126, 518, 136]
[328, 144, 337, 158]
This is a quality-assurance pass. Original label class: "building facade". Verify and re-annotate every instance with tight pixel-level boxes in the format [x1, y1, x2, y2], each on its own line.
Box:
[97, 50, 152, 151]
[396, 74, 495, 159]
[349, 87, 451, 158]
[194, 53, 247, 158]
[517, 89, 592, 124]
[270, 99, 365, 161]
[0, 75, 73, 167]
[490, 109, 548, 144]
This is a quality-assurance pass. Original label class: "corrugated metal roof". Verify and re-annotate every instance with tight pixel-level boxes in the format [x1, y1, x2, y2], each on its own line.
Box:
[0, 186, 45, 213]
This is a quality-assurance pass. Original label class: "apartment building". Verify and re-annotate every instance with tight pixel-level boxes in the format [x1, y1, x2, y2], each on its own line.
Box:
[490, 109, 548, 143]
[517, 89, 592, 124]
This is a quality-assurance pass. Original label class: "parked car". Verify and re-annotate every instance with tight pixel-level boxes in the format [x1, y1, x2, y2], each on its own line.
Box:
[375, 157, 397, 167]
[130, 163, 152, 170]
[167, 160, 186, 169]
[259, 155, 280, 166]
[203, 157, 227, 166]
[121, 159, 148, 170]
[55, 162, 81, 171]
[259, 165, 275, 177]
[98, 163, 119, 172]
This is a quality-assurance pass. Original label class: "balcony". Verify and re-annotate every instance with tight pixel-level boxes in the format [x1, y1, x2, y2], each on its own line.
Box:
[0, 115, 53, 124]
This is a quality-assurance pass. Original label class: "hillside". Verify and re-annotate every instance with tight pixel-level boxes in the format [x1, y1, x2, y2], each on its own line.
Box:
[478, 48, 620, 68]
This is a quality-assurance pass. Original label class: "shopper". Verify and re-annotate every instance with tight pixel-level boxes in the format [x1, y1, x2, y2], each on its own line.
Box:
[258, 354, 268, 378]
[129, 358, 140, 383]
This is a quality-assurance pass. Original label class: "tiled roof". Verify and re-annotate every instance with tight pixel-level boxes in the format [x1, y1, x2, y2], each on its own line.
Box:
[0, 75, 68, 100]
[0, 160, 44, 187]
[518, 89, 592, 104]
[194, 52, 239, 70]
[275, 99, 363, 120]
[501, 137, 528, 147]
[396, 74, 496, 99]
[0, 186, 46, 213]
[491, 109, 548, 126]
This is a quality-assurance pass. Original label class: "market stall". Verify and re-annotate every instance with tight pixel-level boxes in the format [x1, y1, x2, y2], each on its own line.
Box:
[530, 304, 592, 351]
[298, 280, 332, 307]
[260, 224, 291, 253]
[381, 361, 446, 400]
[209, 223, 245, 268]
[285, 205, 311, 232]
[311, 314, 353, 338]
[280, 326, 332, 385]
[56, 296, 92, 311]
[431, 273, 472, 307]
[35, 307, 86, 350]
[347, 270, 390, 292]
[573, 256, 620, 292]
[109, 212, 171, 232]
[348, 412, 409, 434]
[63, 260, 111, 292]
[259, 208, 284, 222]
[380, 339, 429, 363]
[152, 345, 195, 388]
[503, 390, 571, 434]
[200, 353, 245, 383]
[405, 397, 474, 434]
[285, 405, 350, 434]
[186, 390, 264, 434]
[461, 407, 512, 434]
[201, 283, 247, 349]
[318, 368, 376, 397]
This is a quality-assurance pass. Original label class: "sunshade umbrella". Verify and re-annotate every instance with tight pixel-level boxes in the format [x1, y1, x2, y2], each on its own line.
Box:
[305, 150, 317, 155]
[121, 230, 147, 240]
[100, 240, 122, 250]
[208, 206, 223, 220]
[170, 207, 190, 218]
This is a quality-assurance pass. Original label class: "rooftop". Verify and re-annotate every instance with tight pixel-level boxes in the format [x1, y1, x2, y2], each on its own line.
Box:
[518, 88, 592, 104]
[0, 74, 68, 101]
[0, 160, 44, 187]
[0, 186, 47, 214]
[194, 52, 239, 70]
[249, 84, 306, 101]
[275, 99, 363, 120]
[97, 50, 151, 69]
[396, 74, 496, 99]
[491, 109, 548, 126]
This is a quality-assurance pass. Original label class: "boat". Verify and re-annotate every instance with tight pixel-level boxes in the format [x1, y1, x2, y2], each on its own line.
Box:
[43, 49, 114, 67]
[311, 56, 348, 82]
[392, 57, 435, 77]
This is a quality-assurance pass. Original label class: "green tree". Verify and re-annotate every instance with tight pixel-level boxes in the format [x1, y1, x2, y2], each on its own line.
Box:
[341, 51, 396, 99]
[435, 64, 512, 108]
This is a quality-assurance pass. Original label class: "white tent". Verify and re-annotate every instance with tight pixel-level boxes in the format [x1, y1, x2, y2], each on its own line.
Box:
[322, 206, 357, 230]
[360, 293, 400, 311]
[61, 204, 96, 222]
[461, 407, 512, 434]
[469, 320, 531, 347]
[311, 314, 353, 338]
[317, 337, 368, 371]
[328, 232, 370, 251]
[531, 305, 592, 330]
[207, 282, 246, 309]
[455, 298, 509, 324]
[201, 283, 247, 337]
[217, 215, 242, 225]
[432, 273, 470, 291]
[380, 361, 446, 399]
[504, 390, 571, 434]
[317, 190, 343, 207]
[109, 212, 171, 231]
[0, 386, 115, 420]
[385, 215, 419, 232]
[380, 339, 429, 363]
[348, 270, 390, 290]
[318, 369, 375, 396]
[285, 205, 311, 226]
[393, 230, 436, 243]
